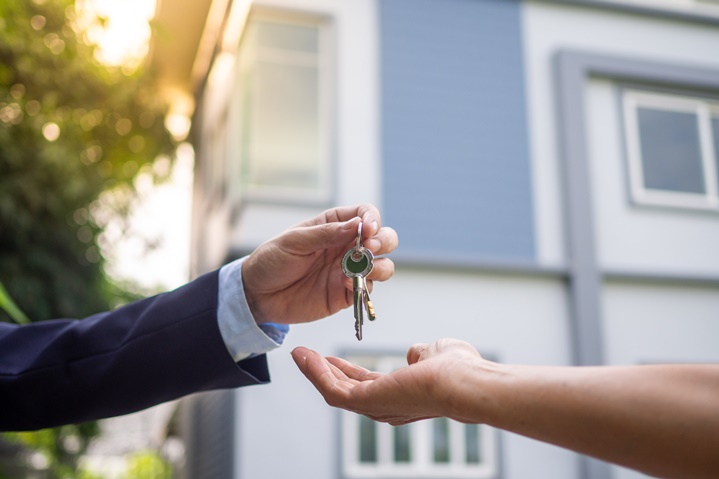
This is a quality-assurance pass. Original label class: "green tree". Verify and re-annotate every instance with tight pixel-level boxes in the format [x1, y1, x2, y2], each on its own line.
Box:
[0, 0, 175, 324]
[0, 0, 175, 477]
[123, 451, 172, 479]
[3, 423, 102, 478]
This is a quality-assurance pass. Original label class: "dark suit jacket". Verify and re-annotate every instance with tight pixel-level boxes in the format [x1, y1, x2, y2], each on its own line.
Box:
[0, 270, 270, 431]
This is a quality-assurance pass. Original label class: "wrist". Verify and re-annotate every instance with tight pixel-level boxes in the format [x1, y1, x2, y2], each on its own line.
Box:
[241, 258, 269, 325]
[444, 357, 508, 424]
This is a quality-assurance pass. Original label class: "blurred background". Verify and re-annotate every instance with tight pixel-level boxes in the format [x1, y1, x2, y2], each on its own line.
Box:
[1, 0, 719, 478]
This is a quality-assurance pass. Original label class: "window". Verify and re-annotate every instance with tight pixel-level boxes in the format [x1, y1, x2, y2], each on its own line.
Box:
[623, 90, 719, 211]
[342, 355, 499, 479]
[233, 11, 332, 203]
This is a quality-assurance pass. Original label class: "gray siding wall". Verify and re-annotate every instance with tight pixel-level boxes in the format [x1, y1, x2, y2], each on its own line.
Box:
[380, 0, 535, 263]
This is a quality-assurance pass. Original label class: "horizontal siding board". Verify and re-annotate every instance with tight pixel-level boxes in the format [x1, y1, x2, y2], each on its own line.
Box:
[380, 0, 535, 262]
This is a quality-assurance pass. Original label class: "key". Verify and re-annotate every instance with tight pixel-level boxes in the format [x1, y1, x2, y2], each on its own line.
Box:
[341, 222, 375, 340]
[343, 245, 373, 339]
[352, 276, 365, 340]
[362, 276, 376, 322]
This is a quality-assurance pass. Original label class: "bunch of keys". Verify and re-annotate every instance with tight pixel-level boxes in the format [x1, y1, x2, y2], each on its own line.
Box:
[341, 222, 376, 341]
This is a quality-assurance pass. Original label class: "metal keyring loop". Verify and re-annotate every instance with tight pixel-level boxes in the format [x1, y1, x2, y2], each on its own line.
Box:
[356, 222, 362, 251]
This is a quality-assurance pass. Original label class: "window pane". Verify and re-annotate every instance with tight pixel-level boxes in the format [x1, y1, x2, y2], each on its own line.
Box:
[432, 418, 450, 463]
[637, 107, 705, 194]
[713, 117, 719, 193]
[465, 425, 481, 464]
[359, 416, 377, 463]
[239, 18, 324, 196]
[254, 20, 319, 53]
[247, 60, 320, 190]
[393, 424, 411, 463]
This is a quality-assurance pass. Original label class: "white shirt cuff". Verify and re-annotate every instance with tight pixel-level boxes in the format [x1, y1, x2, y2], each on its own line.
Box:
[217, 257, 289, 362]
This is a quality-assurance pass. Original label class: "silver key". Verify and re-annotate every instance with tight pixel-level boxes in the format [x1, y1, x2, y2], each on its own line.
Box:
[341, 222, 375, 340]
[352, 276, 365, 340]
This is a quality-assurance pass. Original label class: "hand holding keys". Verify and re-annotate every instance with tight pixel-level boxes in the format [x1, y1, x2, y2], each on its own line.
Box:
[341, 222, 376, 340]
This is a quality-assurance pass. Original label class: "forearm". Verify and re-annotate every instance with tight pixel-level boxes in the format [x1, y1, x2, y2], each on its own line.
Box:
[449, 361, 719, 479]
[0, 271, 269, 431]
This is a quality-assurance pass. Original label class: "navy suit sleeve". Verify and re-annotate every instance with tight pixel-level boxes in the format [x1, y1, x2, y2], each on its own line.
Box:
[0, 270, 269, 432]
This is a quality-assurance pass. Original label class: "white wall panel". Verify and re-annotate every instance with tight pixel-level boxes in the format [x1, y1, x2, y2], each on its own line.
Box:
[586, 78, 719, 274]
[237, 268, 575, 479]
[603, 281, 719, 365]
[522, 0, 719, 271]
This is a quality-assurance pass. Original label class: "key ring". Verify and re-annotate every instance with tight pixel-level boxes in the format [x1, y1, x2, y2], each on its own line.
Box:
[340, 220, 377, 340]
[352, 222, 363, 261]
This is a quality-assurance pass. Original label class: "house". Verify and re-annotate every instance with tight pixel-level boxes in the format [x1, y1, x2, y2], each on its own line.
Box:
[149, 0, 719, 478]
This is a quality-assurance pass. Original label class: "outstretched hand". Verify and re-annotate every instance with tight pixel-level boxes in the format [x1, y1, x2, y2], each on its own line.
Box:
[291, 339, 486, 425]
[242, 204, 398, 325]
[294, 338, 719, 479]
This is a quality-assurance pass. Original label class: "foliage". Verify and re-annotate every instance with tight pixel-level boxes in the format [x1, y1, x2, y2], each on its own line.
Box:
[0, 280, 29, 324]
[3, 422, 101, 478]
[123, 451, 172, 479]
[0, 0, 175, 323]
[0, 0, 176, 477]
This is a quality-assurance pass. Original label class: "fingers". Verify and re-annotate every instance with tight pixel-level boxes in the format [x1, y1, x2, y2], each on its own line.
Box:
[434, 338, 482, 358]
[301, 204, 382, 231]
[332, 205, 396, 257]
[386, 416, 438, 426]
[283, 208, 397, 257]
[327, 356, 383, 381]
[293, 347, 386, 387]
[293, 347, 383, 414]
[294, 347, 435, 425]
[367, 257, 395, 282]
[280, 216, 361, 254]
[364, 226, 398, 256]
[297, 353, 383, 384]
[343, 256, 395, 292]
[292, 347, 342, 397]
[282, 204, 398, 259]
[407, 343, 429, 365]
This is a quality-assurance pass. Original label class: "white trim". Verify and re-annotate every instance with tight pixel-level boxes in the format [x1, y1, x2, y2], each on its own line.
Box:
[229, 10, 334, 204]
[623, 92, 646, 206]
[449, 420, 466, 467]
[624, 90, 703, 112]
[699, 104, 719, 201]
[591, 0, 719, 18]
[341, 355, 498, 479]
[622, 89, 719, 212]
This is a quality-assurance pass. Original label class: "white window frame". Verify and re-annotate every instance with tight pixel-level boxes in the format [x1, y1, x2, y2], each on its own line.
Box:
[229, 9, 334, 205]
[605, 0, 719, 16]
[622, 89, 719, 211]
[341, 355, 499, 479]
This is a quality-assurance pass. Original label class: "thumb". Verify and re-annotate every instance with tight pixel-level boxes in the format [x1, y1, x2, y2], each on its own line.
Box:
[282, 216, 361, 253]
[407, 343, 429, 365]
